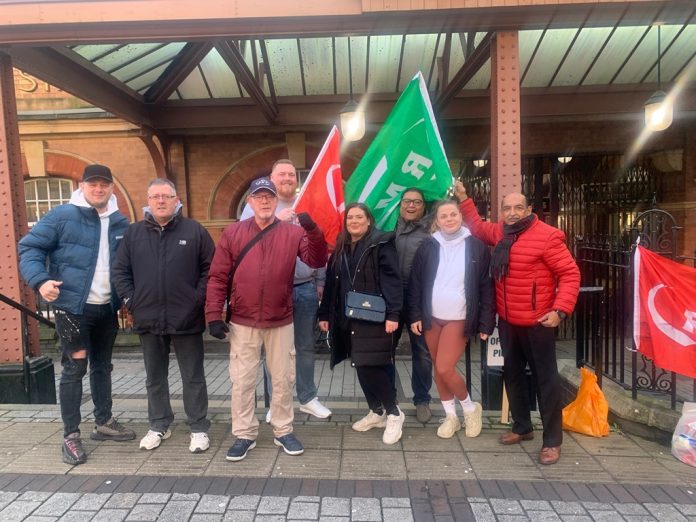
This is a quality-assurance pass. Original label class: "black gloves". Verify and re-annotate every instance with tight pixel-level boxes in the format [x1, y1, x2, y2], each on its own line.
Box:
[208, 320, 229, 339]
[297, 212, 318, 231]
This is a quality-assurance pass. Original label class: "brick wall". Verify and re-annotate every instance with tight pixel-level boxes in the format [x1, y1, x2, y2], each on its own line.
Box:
[18, 120, 694, 256]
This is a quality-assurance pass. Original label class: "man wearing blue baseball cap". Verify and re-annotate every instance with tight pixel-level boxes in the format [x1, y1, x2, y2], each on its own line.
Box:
[206, 177, 328, 462]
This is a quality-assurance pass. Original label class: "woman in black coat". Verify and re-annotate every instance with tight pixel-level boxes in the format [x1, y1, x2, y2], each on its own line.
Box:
[317, 203, 404, 444]
[409, 199, 496, 440]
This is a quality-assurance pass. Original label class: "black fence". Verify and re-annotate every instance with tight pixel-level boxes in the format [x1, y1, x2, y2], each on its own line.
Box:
[0, 291, 56, 404]
[576, 208, 696, 409]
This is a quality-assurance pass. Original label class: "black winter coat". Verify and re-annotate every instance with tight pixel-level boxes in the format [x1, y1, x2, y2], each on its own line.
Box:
[408, 235, 496, 337]
[112, 211, 215, 335]
[318, 230, 403, 369]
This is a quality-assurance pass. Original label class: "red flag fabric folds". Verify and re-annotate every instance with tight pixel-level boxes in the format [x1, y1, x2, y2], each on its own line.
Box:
[294, 126, 345, 249]
[633, 245, 696, 378]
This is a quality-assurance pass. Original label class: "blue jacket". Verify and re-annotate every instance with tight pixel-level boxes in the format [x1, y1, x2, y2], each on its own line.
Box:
[18, 201, 129, 315]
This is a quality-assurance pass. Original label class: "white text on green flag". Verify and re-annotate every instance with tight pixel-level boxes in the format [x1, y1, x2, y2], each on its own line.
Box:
[345, 71, 452, 230]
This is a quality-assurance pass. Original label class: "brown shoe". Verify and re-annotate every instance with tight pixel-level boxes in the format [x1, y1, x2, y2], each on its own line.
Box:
[498, 431, 534, 445]
[539, 446, 561, 465]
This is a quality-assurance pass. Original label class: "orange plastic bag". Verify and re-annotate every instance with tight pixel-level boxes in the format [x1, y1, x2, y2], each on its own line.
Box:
[562, 367, 609, 437]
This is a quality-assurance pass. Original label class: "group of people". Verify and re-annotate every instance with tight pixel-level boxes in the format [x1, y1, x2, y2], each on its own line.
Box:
[18, 159, 579, 468]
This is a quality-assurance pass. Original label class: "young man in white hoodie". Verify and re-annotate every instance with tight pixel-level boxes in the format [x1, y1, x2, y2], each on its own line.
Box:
[19, 164, 135, 466]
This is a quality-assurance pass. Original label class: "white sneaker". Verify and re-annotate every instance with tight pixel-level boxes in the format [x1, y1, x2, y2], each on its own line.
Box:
[352, 411, 387, 432]
[437, 414, 462, 439]
[383, 408, 405, 445]
[139, 429, 171, 450]
[189, 432, 210, 453]
[299, 398, 332, 419]
[463, 402, 483, 438]
[265, 410, 272, 424]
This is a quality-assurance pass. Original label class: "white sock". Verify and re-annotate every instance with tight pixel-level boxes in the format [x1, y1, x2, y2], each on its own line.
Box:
[460, 395, 477, 413]
[441, 399, 456, 416]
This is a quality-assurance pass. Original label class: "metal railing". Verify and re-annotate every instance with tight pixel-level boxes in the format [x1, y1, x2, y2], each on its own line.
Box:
[0, 291, 56, 402]
[575, 208, 696, 409]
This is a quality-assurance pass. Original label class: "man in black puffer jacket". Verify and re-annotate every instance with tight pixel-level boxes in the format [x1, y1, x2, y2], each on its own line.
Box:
[112, 179, 215, 454]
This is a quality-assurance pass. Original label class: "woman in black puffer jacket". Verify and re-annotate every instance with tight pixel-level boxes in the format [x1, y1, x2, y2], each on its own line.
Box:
[318, 203, 404, 445]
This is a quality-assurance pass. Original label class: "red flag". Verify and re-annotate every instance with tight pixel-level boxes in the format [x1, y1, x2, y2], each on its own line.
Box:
[633, 245, 696, 377]
[294, 126, 345, 249]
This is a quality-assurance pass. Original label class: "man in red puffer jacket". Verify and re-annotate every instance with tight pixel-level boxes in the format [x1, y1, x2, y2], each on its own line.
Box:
[456, 181, 580, 466]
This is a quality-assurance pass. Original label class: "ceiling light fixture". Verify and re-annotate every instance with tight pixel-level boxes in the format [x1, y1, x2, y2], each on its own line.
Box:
[557, 156, 573, 164]
[473, 159, 488, 168]
[644, 25, 673, 132]
[340, 37, 365, 142]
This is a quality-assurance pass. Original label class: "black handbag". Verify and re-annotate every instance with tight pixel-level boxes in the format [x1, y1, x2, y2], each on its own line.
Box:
[341, 251, 386, 323]
[345, 290, 386, 323]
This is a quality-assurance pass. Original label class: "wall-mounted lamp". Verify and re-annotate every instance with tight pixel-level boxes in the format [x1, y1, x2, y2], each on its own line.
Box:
[340, 37, 365, 142]
[473, 159, 488, 168]
[557, 156, 573, 164]
[644, 25, 673, 132]
[340, 100, 365, 142]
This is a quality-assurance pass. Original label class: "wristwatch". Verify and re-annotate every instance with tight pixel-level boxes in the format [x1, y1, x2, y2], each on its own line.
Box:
[554, 309, 567, 320]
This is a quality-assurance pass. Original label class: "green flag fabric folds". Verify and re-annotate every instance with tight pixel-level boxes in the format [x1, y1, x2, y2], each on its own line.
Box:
[345, 71, 453, 230]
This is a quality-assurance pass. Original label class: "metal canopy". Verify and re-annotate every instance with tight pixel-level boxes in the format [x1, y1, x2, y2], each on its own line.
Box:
[2, 1, 695, 132]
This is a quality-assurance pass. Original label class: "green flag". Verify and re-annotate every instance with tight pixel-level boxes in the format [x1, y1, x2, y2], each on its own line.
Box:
[345, 71, 453, 230]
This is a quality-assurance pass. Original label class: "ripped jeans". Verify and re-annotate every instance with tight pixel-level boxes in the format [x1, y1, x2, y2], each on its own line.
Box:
[55, 304, 118, 437]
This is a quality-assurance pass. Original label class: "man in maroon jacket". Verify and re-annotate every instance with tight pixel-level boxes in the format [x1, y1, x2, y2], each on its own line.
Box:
[456, 181, 580, 466]
[206, 177, 327, 462]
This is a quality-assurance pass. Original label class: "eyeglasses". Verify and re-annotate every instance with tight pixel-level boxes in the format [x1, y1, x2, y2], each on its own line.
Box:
[147, 194, 177, 201]
[401, 198, 424, 207]
[250, 194, 277, 202]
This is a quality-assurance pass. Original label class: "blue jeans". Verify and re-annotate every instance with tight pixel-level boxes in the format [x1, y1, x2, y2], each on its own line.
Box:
[392, 314, 433, 405]
[55, 304, 118, 437]
[265, 281, 319, 405]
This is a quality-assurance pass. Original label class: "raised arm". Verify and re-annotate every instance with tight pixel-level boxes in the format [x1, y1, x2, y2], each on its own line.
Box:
[455, 180, 502, 247]
[296, 213, 328, 269]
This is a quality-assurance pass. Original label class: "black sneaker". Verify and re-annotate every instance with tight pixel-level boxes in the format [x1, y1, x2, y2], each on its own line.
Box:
[63, 432, 87, 465]
[91, 417, 136, 441]
[274, 433, 304, 456]
[226, 439, 256, 461]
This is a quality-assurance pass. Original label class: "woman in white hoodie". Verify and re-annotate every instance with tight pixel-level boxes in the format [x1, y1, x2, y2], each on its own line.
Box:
[408, 200, 496, 439]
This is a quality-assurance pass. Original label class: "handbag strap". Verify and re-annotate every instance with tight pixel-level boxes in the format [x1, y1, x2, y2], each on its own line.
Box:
[225, 220, 279, 322]
[342, 243, 381, 293]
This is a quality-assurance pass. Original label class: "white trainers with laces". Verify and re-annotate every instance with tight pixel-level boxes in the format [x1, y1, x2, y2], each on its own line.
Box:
[189, 432, 210, 453]
[383, 408, 405, 445]
[463, 402, 483, 438]
[139, 429, 171, 450]
[437, 414, 462, 439]
[299, 397, 332, 419]
[352, 410, 387, 432]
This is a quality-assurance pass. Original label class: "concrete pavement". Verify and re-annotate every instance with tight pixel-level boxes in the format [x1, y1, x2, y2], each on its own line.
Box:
[2, 353, 696, 520]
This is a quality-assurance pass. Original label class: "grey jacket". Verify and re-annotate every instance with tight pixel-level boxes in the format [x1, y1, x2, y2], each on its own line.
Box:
[394, 215, 431, 285]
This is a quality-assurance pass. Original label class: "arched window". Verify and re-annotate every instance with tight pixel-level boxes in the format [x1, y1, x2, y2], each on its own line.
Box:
[25, 178, 74, 226]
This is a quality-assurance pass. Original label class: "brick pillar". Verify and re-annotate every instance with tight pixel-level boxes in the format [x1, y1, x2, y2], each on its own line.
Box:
[490, 31, 522, 222]
[0, 52, 40, 363]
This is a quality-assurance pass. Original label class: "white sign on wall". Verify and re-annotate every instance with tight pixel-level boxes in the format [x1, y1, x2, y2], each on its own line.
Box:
[486, 327, 504, 367]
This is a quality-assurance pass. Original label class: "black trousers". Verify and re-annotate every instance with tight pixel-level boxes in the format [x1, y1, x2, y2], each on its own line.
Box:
[355, 365, 399, 416]
[56, 304, 118, 437]
[140, 333, 210, 433]
[498, 318, 563, 447]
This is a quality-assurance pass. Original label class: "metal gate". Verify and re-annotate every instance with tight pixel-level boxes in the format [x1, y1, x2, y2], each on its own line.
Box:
[458, 153, 662, 341]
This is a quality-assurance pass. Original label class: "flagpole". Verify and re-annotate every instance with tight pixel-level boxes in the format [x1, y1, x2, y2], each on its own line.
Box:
[293, 125, 339, 210]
